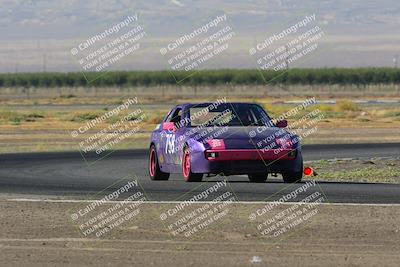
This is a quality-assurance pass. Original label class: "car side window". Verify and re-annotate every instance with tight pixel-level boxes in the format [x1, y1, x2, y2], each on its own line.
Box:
[164, 108, 176, 122]
[171, 109, 182, 125]
[166, 108, 182, 125]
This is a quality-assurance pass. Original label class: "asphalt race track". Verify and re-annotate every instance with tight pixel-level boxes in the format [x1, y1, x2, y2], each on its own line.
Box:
[0, 143, 399, 204]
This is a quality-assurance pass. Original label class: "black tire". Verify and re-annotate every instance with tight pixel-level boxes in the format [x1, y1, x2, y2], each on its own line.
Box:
[248, 173, 268, 183]
[182, 147, 203, 182]
[149, 145, 170, 180]
[282, 171, 302, 183]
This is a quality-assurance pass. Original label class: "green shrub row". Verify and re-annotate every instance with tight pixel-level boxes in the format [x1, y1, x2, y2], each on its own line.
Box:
[0, 68, 399, 87]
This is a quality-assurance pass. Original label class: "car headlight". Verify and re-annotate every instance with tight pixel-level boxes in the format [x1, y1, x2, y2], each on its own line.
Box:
[206, 139, 225, 150]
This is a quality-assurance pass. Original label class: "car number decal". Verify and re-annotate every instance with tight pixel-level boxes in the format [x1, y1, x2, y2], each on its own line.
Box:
[165, 133, 175, 154]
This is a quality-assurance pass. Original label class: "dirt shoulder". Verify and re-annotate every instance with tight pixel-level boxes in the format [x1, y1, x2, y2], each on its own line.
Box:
[307, 158, 400, 184]
[0, 200, 399, 266]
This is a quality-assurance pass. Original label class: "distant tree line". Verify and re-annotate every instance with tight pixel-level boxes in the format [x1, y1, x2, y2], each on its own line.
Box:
[0, 68, 399, 87]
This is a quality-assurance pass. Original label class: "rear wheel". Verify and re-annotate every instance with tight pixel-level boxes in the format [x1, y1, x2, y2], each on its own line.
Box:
[248, 173, 268, 183]
[149, 145, 169, 180]
[182, 147, 203, 182]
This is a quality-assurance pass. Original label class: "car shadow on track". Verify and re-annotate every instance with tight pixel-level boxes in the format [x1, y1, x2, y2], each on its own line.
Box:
[199, 177, 394, 185]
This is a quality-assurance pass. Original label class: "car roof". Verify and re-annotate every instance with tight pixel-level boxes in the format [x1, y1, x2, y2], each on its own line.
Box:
[179, 102, 259, 108]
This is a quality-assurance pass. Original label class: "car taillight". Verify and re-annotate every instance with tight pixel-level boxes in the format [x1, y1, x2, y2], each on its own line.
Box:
[206, 139, 225, 150]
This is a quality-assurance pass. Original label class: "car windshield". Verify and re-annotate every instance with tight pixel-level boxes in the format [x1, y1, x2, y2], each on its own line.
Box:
[188, 103, 272, 127]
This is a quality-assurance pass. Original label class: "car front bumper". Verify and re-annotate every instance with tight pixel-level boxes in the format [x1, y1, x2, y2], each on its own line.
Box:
[191, 149, 303, 175]
[204, 148, 296, 161]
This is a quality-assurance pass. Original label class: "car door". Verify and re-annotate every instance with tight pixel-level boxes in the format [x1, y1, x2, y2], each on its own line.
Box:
[162, 107, 182, 167]
[154, 107, 174, 171]
[172, 106, 190, 167]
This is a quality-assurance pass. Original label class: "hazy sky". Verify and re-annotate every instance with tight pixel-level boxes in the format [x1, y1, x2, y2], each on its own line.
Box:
[0, 0, 399, 72]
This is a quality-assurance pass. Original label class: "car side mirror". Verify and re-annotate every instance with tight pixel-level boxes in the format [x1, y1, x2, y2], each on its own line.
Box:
[276, 120, 288, 128]
[162, 122, 176, 133]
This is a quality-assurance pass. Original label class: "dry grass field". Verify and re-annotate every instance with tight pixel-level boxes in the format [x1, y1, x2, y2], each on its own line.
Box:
[0, 85, 399, 153]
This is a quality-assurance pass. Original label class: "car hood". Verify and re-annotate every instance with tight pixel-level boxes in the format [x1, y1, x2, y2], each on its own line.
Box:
[188, 126, 295, 150]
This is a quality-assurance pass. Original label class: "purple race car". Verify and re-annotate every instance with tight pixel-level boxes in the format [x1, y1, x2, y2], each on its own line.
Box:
[148, 102, 303, 183]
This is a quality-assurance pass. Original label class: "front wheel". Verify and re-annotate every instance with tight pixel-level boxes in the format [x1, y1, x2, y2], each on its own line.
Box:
[248, 173, 268, 183]
[182, 147, 203, 182]
[149, 145, 170, 180]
